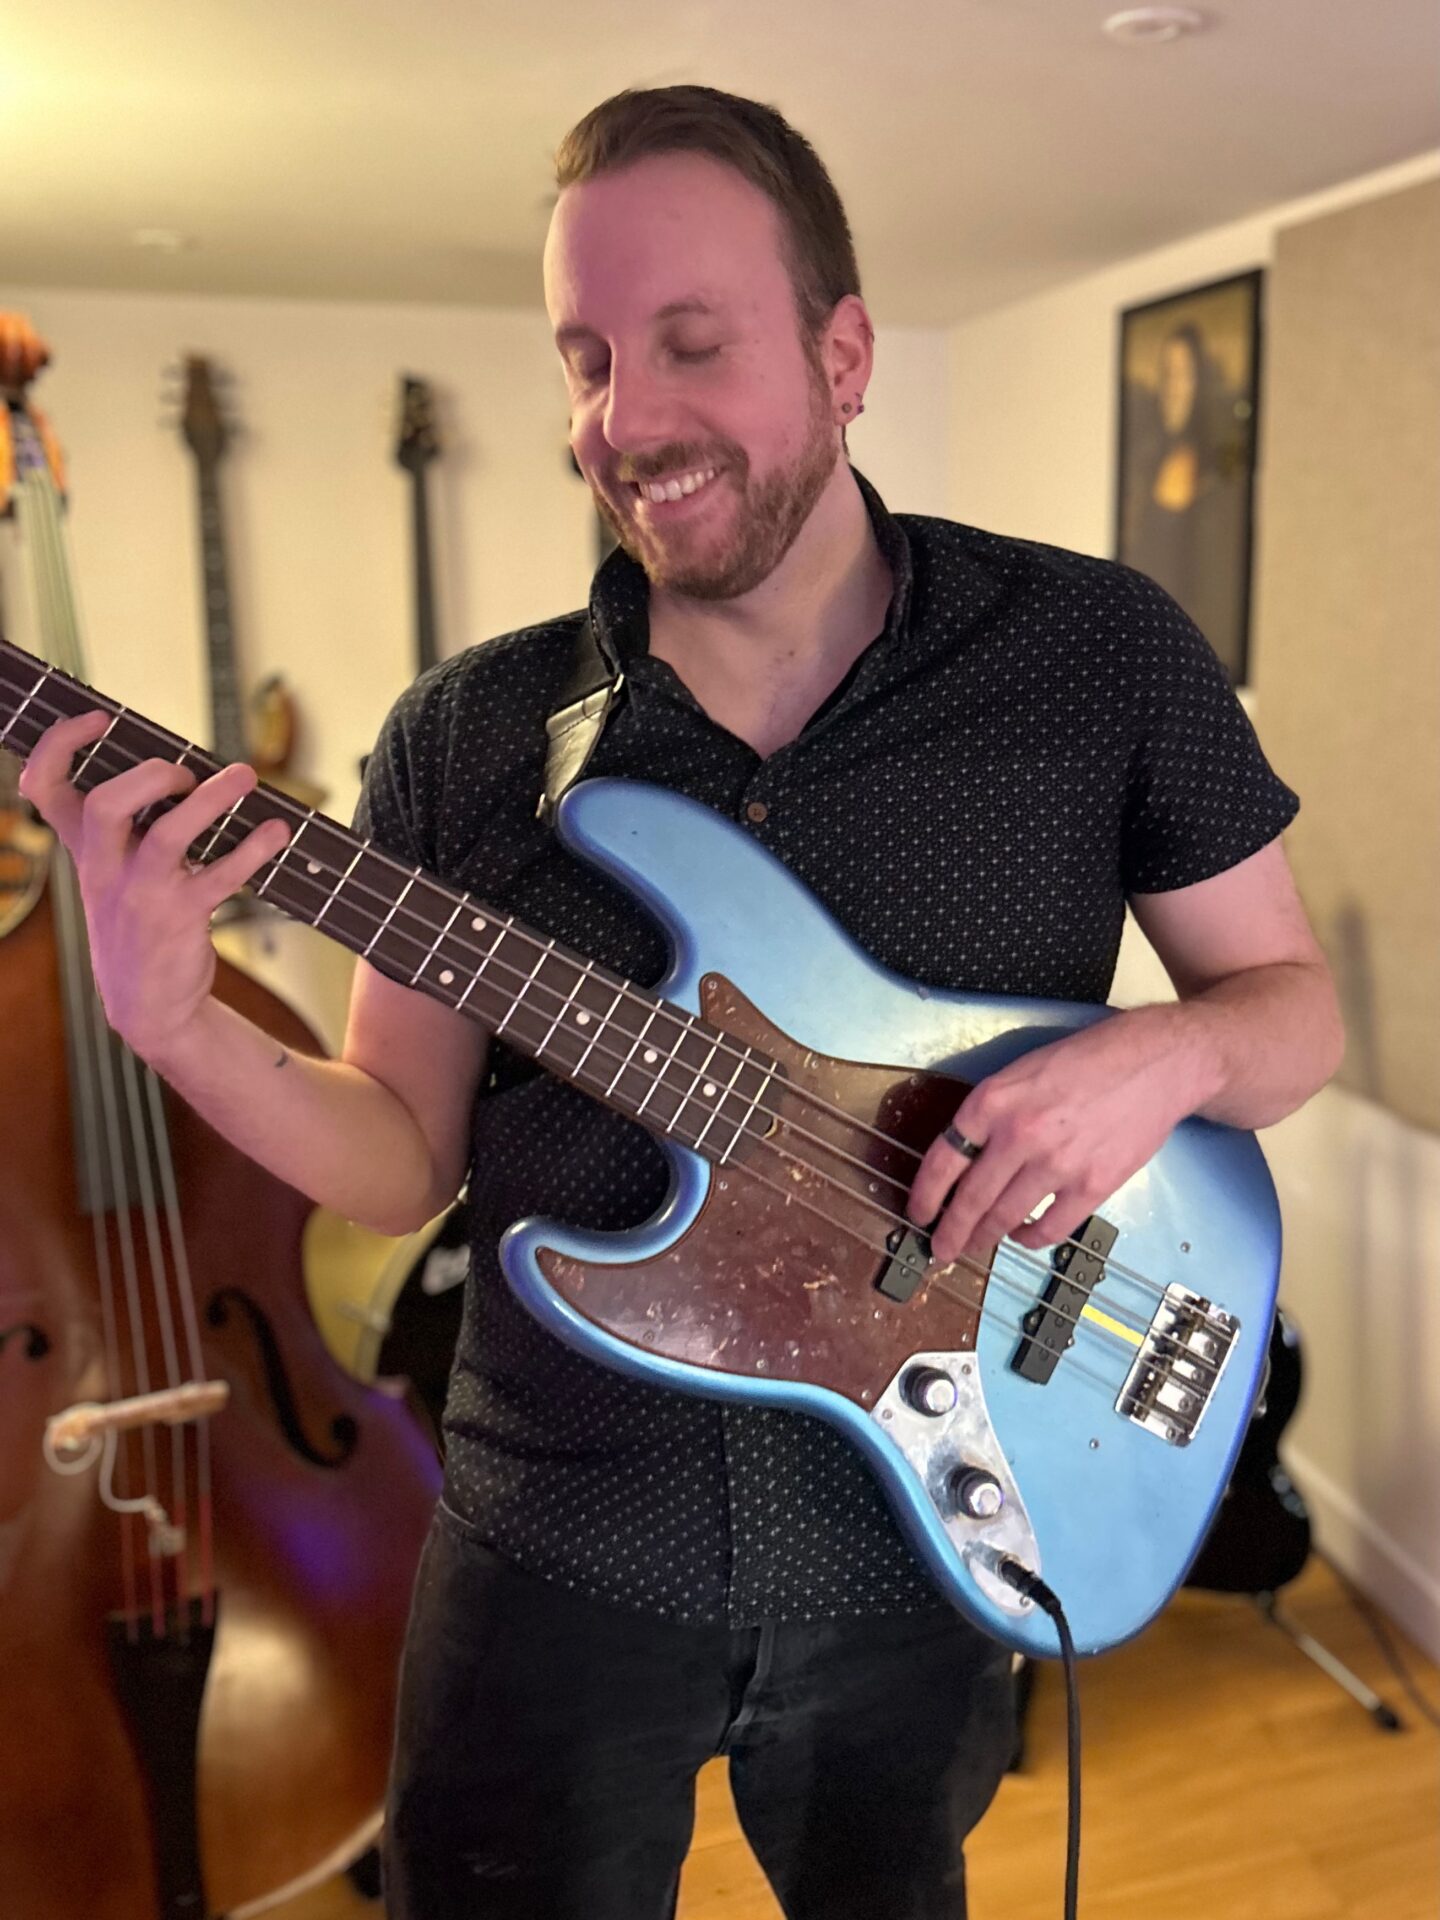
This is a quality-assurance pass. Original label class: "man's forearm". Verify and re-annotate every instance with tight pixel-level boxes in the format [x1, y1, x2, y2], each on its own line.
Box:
[149, 995, 452, 1235]
[1139, 959, 1344, 1131]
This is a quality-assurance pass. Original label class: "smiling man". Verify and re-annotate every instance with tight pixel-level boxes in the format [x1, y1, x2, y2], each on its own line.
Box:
[21, 83, 1342, 1920]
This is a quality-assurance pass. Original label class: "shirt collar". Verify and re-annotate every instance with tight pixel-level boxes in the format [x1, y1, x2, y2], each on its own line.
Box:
[585, 466, 916, 673]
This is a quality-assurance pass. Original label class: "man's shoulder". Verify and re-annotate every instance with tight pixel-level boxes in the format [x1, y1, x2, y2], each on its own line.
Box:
[406, 610, 590, 719]
[900, 510, 1145, 605]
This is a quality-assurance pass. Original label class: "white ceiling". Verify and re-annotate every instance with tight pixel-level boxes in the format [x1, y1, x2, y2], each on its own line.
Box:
[4, 0, 1438, 326]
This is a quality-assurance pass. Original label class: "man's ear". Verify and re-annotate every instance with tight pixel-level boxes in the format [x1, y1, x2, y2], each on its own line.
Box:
[824, 293, 875, 412]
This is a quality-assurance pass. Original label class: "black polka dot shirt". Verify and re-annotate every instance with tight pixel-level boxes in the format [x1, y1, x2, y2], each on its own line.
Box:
[354, 472, 1298, 1627]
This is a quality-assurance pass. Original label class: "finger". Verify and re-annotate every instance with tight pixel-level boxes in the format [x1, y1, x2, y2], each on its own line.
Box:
[926, 1147, 1020, 1266]
[131, 760, 259, 875]
[193, 814, 293, 913]
[945, 1170, 1059, 1263]
[14, 709, 113, 845]
[907, 1108, 990, 1228]
[1008, 1187, 1100, 1252]
[80, 758, 203, 888]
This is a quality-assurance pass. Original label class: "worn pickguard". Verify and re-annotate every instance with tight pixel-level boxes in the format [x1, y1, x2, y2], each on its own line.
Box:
[536, 976, 989, 1407]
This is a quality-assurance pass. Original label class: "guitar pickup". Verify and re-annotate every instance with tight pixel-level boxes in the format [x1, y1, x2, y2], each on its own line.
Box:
[876, 1224, 933, 1303]
[1010, 1215, 1117, 1384]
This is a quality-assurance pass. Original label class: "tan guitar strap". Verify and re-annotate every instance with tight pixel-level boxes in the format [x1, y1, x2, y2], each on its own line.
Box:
[537, 617, 625, 826]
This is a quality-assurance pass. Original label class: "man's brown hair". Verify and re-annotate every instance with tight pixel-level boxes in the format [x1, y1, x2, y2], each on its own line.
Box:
[554, 85, 862, 338]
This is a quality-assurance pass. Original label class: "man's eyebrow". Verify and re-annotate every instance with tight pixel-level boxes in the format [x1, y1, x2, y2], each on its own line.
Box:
[554, 299, 724, 350]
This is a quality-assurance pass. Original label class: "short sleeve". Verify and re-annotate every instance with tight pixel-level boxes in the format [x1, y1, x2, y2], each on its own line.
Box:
[1118, 569, 1298, 895]
[351, 661, 456, 872]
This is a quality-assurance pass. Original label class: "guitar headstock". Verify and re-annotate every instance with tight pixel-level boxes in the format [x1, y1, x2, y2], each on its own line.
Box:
[395, 376, 439, 474]
[178, 355, 233, 469]
[0, 312, 66, 509]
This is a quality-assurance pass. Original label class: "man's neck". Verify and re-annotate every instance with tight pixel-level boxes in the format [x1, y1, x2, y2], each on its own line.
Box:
[646, 465, 894, 758]
[648, 464, 892, 683]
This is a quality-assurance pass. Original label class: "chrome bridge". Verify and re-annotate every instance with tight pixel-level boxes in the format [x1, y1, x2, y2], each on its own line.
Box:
[1116, 1285, 1238, 1446]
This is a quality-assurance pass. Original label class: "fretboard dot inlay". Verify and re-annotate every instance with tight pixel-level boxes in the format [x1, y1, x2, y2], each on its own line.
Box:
[576, 1011, 592, 1025]
[643, 1048, 658, 1064]
[306, 861, 321, 876]
[438, 969, 455, 986]
[471, 916, 486, 931]
[703, 1082, 717, 1097]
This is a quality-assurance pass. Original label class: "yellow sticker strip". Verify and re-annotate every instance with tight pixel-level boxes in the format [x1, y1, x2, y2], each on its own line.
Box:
[1081, 1302, 1145, 1347]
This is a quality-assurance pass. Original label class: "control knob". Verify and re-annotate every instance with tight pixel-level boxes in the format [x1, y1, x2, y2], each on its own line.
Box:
[951, 1467, 1004, 1520]
[903, 1367, 958, 1416]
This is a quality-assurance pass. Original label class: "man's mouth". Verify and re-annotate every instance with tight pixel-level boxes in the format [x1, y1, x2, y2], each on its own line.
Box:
[629, 465, 720, 505]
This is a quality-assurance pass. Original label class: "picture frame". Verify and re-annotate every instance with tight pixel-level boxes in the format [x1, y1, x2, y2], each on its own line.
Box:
[1115, 268, 1264, 686]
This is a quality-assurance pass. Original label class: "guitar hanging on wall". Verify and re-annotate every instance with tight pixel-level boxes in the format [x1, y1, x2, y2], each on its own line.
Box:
[174, 355, 321, 807]
[394, 374, 441, 674]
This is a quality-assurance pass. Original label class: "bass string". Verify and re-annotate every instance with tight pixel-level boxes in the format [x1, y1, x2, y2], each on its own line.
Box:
[11, 697, 1218, 1382]
[2, 665, 1228, 1370]
[0, 666, 1189, 1310]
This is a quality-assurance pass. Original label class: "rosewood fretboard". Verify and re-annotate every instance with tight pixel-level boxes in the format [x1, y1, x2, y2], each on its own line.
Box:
[0, 640, 780, 1168]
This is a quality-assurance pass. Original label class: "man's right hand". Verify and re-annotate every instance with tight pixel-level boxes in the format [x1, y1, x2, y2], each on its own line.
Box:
[18, 709, 292, 1063]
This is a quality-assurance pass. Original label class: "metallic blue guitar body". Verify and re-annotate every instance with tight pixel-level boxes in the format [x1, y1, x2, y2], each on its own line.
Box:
[500, 780, 1281, 1658]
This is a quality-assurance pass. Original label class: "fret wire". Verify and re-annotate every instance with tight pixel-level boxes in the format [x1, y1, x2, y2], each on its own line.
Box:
[454, 913, 511, 1014]
[74, 706, 126, 781]
[193, 798, 246, 865]
[601, 1001, 663, 1100]
[493, 937, 555, 1038]
[662, 1023, 723, 1140]
[532, 955, 599, 1060]
[571, 984, 627, 1081]
[407, 894, 465, 986]
[316, 844, 366, 929]
[722, 1062, 776, 1164]
[692, 1040, 754, 1156]
[361, 870, 419, 959]
[0, 669, 50, 747]
[254, 811, 314, 899]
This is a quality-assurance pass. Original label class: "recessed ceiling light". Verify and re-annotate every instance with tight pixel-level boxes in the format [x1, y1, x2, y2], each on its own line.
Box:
[132, 227, 196, 254]
[1103, 7, 1208, 44]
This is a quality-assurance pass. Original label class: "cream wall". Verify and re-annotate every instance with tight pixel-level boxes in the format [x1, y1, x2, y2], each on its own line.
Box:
[0, 282, 949, 825]
[947, 153, 1440, 1660]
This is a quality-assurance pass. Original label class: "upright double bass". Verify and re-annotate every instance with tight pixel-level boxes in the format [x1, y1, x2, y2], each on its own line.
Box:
[0, 316, 440, 1920]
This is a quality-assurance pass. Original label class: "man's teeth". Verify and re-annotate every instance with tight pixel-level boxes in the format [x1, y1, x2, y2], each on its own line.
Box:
[638, 467, 718, 504]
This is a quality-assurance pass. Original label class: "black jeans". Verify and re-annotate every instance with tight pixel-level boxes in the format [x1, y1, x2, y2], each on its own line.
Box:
[384, 1503, 1015, 1920]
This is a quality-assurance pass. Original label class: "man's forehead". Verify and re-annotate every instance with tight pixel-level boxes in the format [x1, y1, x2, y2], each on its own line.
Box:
[546, 156, 788, 303]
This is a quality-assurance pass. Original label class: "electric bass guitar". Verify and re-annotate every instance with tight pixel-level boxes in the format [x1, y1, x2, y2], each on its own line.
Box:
[0, 638, 1281, 1658]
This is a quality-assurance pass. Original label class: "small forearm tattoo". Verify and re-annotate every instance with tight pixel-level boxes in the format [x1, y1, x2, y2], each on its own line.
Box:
[273, 1046, 290, 1069]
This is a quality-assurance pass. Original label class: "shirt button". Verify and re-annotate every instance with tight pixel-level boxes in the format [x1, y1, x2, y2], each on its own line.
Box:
[744, 801, 769, 825]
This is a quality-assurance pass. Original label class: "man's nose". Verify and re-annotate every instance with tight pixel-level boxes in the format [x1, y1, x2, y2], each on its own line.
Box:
[602, 357, 678, 454]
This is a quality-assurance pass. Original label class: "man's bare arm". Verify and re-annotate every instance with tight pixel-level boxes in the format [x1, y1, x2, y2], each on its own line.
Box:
[20, 708, 488, 1237]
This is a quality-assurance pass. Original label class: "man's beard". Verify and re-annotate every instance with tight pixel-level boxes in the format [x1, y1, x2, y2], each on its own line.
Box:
[592, 357, 839, 602]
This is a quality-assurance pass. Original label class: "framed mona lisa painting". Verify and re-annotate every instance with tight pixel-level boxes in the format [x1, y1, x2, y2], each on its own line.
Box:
[1115, 269, 1263, 686]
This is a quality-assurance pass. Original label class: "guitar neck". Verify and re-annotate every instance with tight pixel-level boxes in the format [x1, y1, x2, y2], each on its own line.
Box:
[0, 641, 776, 1166]
[410, 468, 438, 676]
[194, 464, 248, 764]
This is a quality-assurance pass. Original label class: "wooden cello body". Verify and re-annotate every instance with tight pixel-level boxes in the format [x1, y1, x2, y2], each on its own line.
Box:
[0, 317, 440, 1919]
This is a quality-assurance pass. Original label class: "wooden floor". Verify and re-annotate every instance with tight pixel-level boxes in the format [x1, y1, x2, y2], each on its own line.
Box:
[278, 1555, 1438, 1920]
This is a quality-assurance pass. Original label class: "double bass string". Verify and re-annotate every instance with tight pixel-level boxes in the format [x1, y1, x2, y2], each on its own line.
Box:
[16, 440, 211, 1633]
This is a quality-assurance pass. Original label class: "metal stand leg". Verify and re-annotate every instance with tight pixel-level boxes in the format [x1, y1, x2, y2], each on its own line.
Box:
[1256, 1593, 1403, 1730]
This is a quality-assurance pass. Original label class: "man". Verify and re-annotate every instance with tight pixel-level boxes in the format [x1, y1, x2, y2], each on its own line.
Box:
[24, 85, 1342, 1920]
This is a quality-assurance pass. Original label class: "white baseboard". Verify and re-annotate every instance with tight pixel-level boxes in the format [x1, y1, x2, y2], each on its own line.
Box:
[1286, 1445, 1440, 1664]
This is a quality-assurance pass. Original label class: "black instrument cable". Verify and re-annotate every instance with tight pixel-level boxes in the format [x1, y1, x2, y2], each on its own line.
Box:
[998, 1559, 1082, 1920]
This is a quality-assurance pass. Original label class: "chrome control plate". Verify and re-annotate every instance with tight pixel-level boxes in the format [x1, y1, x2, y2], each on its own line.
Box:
[871, 1351, 1039, 1616]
